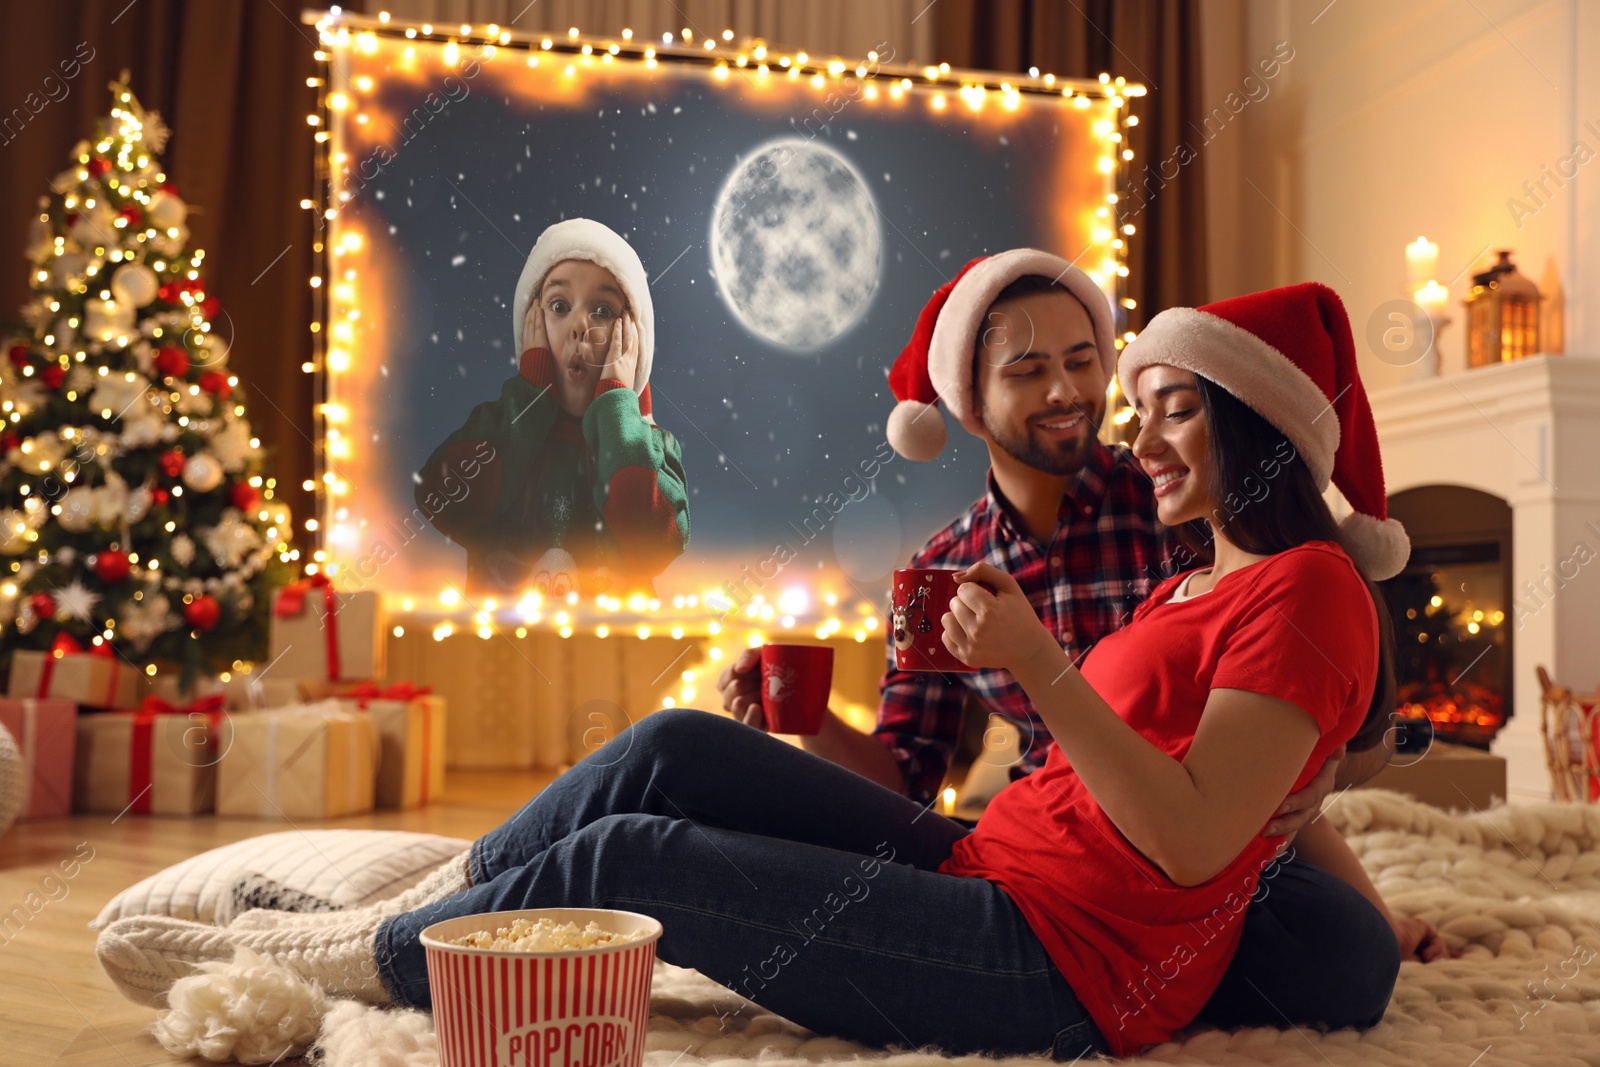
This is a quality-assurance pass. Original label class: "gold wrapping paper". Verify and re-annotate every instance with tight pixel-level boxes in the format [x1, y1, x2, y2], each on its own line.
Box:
[338, 695, 446, 809]
[74, 710, 217, 816]
[214, 704, 377, 819]
[9, 648, 140, 709]
[268, 588, 386, 683]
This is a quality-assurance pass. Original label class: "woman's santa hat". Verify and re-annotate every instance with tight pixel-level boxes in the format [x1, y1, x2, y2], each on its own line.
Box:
[885, 249, 1118, 461]
[1119, 282, 1411, 580]
[512, 218, 656, 419]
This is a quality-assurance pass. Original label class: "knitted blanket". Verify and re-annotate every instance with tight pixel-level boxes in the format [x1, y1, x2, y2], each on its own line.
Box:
[164, 790, 1600, 1066]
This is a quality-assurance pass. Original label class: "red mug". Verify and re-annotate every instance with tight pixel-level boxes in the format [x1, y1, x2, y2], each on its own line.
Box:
[760, 643, 834, 734]
[891, 568, 977, 672]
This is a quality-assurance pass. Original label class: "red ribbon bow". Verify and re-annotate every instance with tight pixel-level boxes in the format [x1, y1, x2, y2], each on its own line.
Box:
[274, 573, 342, 681]
[128, 693, 227, 815]
[36, 631, 122, 705]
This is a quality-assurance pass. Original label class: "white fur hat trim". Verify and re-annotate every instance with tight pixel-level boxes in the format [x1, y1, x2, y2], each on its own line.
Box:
[1118, 307, 1340, 489]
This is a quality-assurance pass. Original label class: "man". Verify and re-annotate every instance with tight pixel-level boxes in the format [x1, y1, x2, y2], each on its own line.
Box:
[719, 249, 1403, 1031]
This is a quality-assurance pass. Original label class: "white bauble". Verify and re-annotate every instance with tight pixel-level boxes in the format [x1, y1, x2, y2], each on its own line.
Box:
[83, 298, 136, 343]
[69, 203, 117, 250]
[110, 263, 159, 308]
[57, 487, 99, 533]
[151, 223, 189, 258]
[146, 190, 187, 230]
[209, 418, 255, 471]
[182, 452, 223, 493]
[49, 251, 89, 288]
[170, 533, 195, 566]
[0, 510, 30, 555]
[125, 484, 152, 523]
[95, 474, 129, 525]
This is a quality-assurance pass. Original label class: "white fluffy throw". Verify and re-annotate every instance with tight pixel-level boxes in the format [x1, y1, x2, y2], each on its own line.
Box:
[151, 790, 1600, 1066]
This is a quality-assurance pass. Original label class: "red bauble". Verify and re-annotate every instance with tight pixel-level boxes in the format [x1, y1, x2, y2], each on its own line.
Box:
[157, 281, 182, 304]
[199, 370, 232, 399]
[28, 592, 55, 618]
[7, 344, 28, 369]
[155, 345, 190, 379]
[200, 296, 221, 320]
[184, 594, 221, 631]
[88, 158, 111, 177]
[41, 365, 66, 388]
[94, 549, 132, 583]
[151, 487, 170, 506]
[158, 449, 186, 478]
[228, 481, 259, 512]
[0, 432, 17, 454]
[118, 205, 142, 226]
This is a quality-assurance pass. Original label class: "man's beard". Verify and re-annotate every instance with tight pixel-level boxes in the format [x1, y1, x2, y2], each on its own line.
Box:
[980, 401, 1103, 475]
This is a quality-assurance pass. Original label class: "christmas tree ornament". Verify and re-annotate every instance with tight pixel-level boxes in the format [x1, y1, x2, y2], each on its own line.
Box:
[94, 549, 133, 583]
[6, 345, 27, 370]
[170, 533, 195, 566]
[0, 510, 30, 554]
[158, 449, 186, 478]
[57, 487, 99, 533]
[228, 481, 259, 512]
[151, 487, 170, 506]
[110, 262, 159, 308]
[28, 591, 55, 619]
[199, 370, 231, 398]
[40, 365, 66, 389]
[84, 297, 137, 343]
[182, 453, 222, 492]
[55, 579, 101, 622]
[124, 483, 152, 523]
[146, 189, 186, 231]
[154, 345, 190, 379]
[183, 594, 221, 631]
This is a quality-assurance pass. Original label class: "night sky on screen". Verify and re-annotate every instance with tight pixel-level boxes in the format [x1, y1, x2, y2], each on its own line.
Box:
[345, 58, 1102, 593]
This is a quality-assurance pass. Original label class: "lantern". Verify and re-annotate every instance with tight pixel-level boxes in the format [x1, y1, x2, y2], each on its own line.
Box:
[1464, 250, 1541, 367]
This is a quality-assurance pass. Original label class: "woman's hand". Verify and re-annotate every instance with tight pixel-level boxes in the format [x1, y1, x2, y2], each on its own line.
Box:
[601, 312, 640, 390]
[941, 561, 1058, 675]
[1393, 915, 1455, 963]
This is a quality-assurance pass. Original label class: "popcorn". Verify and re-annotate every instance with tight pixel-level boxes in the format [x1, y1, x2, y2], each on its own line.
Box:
[450, 917, 646, 952]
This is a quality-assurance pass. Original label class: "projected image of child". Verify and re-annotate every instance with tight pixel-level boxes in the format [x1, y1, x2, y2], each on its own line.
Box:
[415, 219, 689, 598]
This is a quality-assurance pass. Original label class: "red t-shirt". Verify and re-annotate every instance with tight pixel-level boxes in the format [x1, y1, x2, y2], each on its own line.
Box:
[939, 541, 1378, 1056]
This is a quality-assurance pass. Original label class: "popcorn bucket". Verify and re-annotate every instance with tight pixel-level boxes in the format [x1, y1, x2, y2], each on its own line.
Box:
[421, 909, 663, 1067]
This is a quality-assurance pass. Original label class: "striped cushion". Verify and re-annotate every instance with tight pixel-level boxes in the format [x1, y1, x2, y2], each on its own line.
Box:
[90, 829, 470, 929]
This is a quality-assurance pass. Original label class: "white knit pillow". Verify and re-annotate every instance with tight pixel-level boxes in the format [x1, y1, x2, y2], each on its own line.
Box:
[0, 720, 24, 837]
[90, 829, 470, 929]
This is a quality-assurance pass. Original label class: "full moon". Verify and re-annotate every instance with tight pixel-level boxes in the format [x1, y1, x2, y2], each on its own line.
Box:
[710, 138, 881, 350]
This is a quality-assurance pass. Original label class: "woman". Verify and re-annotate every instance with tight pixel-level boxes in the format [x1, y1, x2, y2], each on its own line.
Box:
[414, 218, 689, 598]
[99, 283, 1447, 1059]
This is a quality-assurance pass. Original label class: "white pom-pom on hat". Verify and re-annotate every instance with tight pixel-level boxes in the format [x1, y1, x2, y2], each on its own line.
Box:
[886, 400, 947, 462]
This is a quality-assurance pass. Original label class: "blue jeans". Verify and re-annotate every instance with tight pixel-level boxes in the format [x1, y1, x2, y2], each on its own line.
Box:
[375, 709, 1398, 1057]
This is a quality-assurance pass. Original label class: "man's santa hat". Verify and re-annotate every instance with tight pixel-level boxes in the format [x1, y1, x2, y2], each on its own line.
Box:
[885, 249, 1118, 461]
[512, 218, 656, 419]
[1119, 282, 1411, 580]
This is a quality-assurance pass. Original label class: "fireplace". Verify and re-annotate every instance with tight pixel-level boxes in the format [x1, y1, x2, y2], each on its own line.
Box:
[1380, 487, 1513, 750]
[1367, 355, 1600, 800]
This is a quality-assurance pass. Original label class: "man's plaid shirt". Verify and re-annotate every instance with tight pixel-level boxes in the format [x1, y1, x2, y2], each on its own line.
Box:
[874, 442, 1185, 804]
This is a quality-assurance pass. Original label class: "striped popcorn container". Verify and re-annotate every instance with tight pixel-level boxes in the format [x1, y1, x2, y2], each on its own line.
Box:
[421, 909, 664, 1067]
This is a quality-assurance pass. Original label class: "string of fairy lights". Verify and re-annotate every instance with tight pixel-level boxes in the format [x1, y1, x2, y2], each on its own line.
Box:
[298, 9, 1144, 669]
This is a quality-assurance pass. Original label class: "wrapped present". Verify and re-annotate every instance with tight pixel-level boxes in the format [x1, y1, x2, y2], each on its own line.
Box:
[9, 633, 140, 709]
[268, 575, 386, 683]
[145, 672, 308, 711]
[0, 698, 77, 818]
[338, 681, 446, 809]
[74, 695, 225, 816]
[215, 701, 377, 819]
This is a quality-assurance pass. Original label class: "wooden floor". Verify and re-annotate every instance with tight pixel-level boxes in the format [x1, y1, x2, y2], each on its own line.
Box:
[0, 768, 559, 1067]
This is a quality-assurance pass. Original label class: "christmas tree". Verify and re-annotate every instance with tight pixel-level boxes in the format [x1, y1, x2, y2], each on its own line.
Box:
[0, 74, 299, 690]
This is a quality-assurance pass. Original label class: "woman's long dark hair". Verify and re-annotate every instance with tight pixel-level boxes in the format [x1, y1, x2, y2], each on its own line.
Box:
[1167, 377, 1396, 753]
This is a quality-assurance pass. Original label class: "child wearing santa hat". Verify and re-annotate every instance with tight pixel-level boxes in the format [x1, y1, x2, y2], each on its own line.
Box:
[414, 218, 689, 597]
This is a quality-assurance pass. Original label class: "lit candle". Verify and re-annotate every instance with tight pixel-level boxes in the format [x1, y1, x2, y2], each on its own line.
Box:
[1406, 237, 1439, 288]
[1414, 279, 1449, 317]
[941, 786, 957, 815]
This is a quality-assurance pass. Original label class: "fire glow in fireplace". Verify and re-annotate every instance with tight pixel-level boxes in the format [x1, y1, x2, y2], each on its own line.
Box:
[1381, 488, 1514, 750]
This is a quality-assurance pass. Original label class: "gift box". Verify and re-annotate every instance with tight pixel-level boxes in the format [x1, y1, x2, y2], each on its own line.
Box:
[215, 701, 377, 819]
[73, 696, 225, 816]
[145, 673, 309, 711]
[9, 635, 140, 709]
[0, 698, 77, 818]
[338, 682, 446, 809]
[268, 576, 386, 683]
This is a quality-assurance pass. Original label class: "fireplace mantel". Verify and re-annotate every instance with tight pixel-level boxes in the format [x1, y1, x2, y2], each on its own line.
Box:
[1368, 355, 1600, 801]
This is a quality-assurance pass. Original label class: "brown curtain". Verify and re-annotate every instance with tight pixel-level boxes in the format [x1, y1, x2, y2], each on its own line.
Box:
[0, 0, 346, 547]
[932, 0, 1208, 323]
